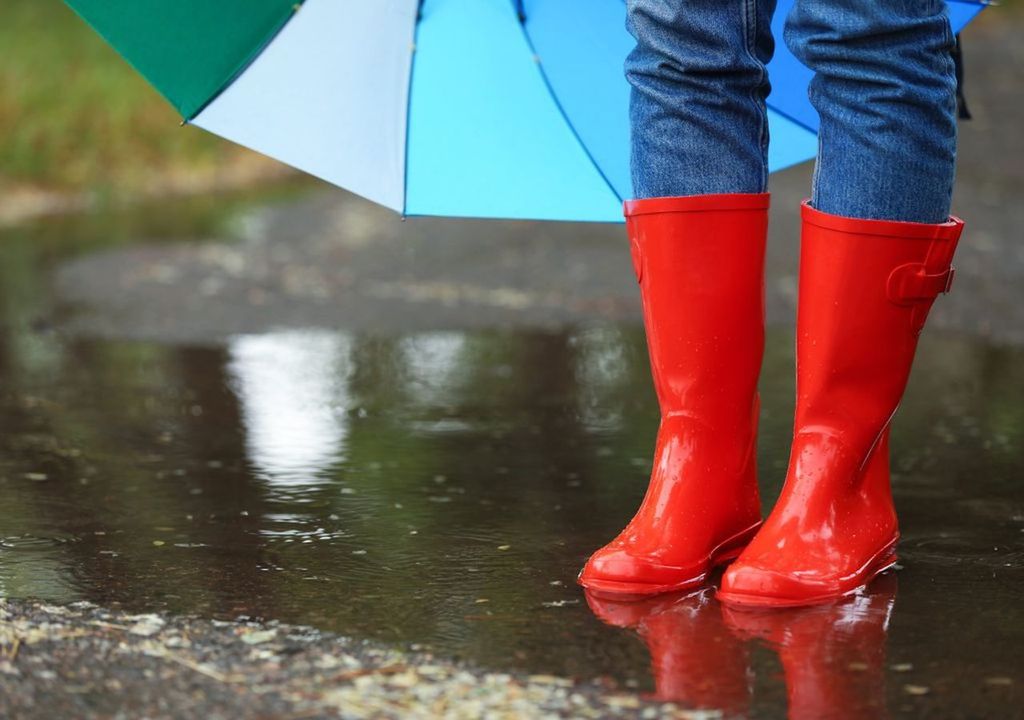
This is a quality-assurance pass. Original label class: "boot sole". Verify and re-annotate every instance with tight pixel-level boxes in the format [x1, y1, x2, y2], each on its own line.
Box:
[577, 521, 762, 600]
[716, 536, 900, 609]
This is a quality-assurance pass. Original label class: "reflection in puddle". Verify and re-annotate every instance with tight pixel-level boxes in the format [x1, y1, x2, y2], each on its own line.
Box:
[571, 325, 636, 433]
[723, 575, 896, 720]
[586, 589, 751, 714]
[228, 330, 353, 486]
[397, 332, 467, 408]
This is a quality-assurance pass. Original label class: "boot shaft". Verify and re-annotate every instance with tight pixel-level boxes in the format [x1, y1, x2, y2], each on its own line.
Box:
[623, 193, 769, 424]
[794, 201, 964, 445]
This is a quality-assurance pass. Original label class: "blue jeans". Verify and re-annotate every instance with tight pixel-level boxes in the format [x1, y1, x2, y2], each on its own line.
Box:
[627, 0, 959, 223]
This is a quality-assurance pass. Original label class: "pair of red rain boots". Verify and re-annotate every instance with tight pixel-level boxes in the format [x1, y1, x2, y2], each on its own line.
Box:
[577, 193, 964, 607]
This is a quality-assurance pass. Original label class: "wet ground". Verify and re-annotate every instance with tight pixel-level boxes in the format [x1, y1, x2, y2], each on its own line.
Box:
[2, 10, 1023, 719]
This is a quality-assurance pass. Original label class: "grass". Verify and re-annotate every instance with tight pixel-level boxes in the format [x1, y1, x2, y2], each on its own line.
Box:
[0, 0, 277, 196]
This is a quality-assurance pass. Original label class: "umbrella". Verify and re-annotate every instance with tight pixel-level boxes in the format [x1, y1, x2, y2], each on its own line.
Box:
[65, 0, 986, 223]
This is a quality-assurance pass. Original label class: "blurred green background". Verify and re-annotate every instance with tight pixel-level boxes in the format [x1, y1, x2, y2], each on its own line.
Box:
[0, 0, 283, 199]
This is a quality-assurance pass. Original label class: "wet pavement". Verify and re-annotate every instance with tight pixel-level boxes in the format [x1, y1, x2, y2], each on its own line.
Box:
[2, 9, 1023, 719]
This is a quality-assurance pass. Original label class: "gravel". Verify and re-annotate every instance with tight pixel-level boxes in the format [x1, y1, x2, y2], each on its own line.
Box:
[0, 598, 717, 720]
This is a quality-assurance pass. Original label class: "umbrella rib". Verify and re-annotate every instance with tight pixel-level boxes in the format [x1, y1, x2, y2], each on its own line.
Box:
[402, 5, 427, 218]
[765, 101, 820, 136]
[517, 20, 624, 205]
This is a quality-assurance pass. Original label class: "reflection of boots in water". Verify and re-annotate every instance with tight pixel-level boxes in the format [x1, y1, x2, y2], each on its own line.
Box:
[585, 588, 751, 715]
[722, 573, 898, 720]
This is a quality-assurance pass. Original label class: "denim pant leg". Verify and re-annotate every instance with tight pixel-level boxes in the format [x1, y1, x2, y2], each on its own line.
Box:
[626, 0, 777, 199]
[784, 0, 959, 223]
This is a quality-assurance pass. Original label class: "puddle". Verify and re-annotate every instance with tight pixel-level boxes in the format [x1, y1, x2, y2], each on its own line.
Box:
[0, 191, 1021, 717]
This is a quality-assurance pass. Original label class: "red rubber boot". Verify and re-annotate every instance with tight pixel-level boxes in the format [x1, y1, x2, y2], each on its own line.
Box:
[578, 193, 768, 596]
[719, 201, 964, 608]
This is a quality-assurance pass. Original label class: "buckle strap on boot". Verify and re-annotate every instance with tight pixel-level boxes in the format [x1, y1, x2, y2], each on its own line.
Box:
[886, 262, 956, 305]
